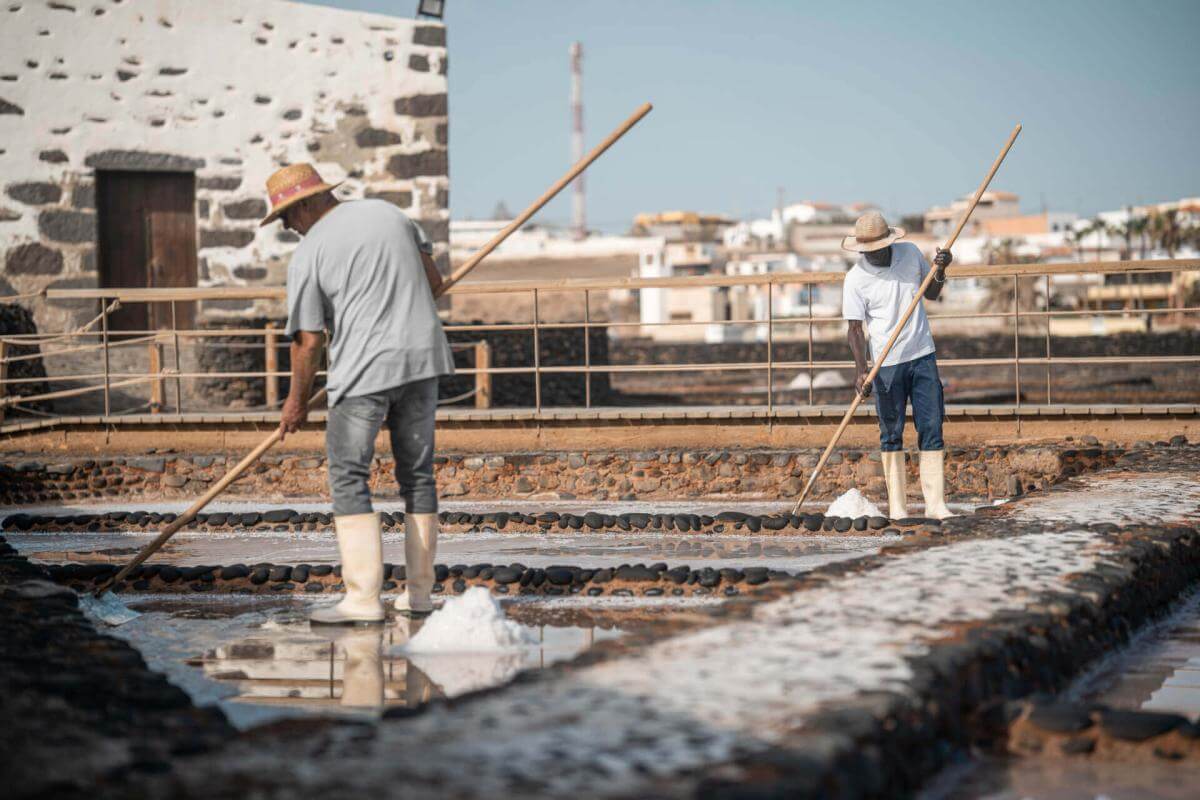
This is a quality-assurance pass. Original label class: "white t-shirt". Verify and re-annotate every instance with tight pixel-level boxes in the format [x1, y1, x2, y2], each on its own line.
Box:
[841, 241, 936, 368]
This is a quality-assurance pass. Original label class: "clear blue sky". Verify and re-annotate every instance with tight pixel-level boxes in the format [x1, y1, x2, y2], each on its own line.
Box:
[301, 0, 1200, 231]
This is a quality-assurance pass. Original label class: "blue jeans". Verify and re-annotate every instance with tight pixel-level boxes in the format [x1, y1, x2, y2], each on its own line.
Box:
[326, 377, 439, 516]
[873, 352, 944, 452]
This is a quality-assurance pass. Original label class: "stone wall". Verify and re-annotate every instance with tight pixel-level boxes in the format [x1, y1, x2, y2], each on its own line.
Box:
[0, 443, 1133, 507]
[612, 329, 1200, 368]
[192, 320, 610, 409]
[0, 301, 50, 410]
[0, 0, 449, 332]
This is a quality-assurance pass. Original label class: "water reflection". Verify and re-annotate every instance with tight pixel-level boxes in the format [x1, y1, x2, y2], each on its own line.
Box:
[188, 612, 617, 716]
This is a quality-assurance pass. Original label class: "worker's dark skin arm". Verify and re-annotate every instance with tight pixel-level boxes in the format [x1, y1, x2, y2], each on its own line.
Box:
[848, 320, 872, 398]
[923, 249, 953, 301]
[278, 330, 325, 441]
[421, 251, 444, 297]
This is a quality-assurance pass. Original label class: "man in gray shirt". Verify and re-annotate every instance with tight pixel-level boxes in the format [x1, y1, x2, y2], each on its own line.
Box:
[262, 163, 454, 624]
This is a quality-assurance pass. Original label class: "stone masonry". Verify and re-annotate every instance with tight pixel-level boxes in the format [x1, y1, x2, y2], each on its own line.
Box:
[0, 443, 1126, 507]
[0, 0, 449, 332]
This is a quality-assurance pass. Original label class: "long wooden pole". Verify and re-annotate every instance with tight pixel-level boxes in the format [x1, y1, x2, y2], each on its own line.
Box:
[96, 102, 654, 597]
[789, 123, 1022, 515]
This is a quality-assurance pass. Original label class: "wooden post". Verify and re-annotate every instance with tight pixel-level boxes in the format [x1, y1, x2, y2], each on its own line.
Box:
[0, 340, 8, 425]
[474, 340, 492, 409]
[148, 340, 164, 413]
[101, 299, 111, 417]
[264, 322, 279, 409]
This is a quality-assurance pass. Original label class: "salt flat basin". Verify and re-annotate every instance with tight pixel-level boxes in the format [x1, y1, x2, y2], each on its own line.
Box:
[106, 594, 624, 730]
[8, 527, 893, 572]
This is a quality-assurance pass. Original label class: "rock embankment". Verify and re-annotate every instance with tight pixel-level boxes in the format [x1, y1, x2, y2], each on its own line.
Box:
[0, 443, 1127, 505]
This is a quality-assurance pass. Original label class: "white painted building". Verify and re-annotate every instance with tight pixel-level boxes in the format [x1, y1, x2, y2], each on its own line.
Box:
[0, 0, 448, 331]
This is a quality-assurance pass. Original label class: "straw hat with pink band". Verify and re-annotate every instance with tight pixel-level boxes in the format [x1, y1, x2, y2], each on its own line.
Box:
[260, 163, 342, 227]
[841, 210, 907, 253]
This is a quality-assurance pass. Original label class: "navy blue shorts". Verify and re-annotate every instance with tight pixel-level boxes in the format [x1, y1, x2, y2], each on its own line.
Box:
[872, 352, 945, 452]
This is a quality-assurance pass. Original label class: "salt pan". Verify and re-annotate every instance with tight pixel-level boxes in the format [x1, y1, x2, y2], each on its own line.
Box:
[403, 587, 536, 653]
[825, 488, 882, 519]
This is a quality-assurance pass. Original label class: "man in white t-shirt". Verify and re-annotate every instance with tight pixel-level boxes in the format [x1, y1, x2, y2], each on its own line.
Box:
[841, 211, 955, 520]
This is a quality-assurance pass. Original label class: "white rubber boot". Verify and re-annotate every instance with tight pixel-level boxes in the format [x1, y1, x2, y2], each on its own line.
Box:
[311, 512, 386, 625]
[881, 451, 908, 521]
[394, 512, 437, 616]
[920, 450, 956, 520]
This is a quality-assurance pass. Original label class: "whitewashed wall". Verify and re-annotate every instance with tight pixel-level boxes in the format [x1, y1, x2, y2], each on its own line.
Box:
[0, 0, 448, 329]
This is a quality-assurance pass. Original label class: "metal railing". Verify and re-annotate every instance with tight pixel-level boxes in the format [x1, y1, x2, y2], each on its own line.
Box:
[1, 258, 1197, 427]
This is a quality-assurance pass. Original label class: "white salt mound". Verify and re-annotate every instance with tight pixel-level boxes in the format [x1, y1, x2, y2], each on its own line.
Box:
[403, 587, 537, 653]
[825, 488, 882, 519]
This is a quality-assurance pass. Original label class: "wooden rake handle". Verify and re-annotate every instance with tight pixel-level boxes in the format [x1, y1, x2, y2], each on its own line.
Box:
[789, 123, 1022, 516]
[95, 102, 654, 597]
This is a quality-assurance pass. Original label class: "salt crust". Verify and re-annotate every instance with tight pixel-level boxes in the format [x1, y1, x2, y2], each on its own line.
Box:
[263, 532, 1109, 797]
[404, 588, 537, 654]
[825, 488, 883, 519]
[1009, 474, 1200, 526]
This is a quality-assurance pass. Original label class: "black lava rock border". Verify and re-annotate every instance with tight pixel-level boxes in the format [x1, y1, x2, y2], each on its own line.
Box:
[0, 535, 235, 797]
[43, 558, 800, 599]
[1, 508, 943, 537]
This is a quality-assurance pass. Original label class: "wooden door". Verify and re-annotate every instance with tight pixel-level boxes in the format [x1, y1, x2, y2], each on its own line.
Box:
[97, 171, 198, 331]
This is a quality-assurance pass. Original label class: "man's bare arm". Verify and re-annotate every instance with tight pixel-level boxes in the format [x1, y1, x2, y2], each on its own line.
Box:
[278, 330, 325, 441]
[421, 251, 444, 298]
[923, 249, 952, 301]
[847, 320, 872, 398]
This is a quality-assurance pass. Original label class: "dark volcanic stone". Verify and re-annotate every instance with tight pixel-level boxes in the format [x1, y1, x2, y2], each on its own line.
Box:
[219, 565, 249, 580]
[249, 568, 270, 585]
[262, 509, 292, 524]
[586, 587, 604, 597]
[852, 516, 869, 531]
[867, 516, 890, 530]
[744, 516, 762, 533]
[1099, 710, 1186, 741]
[590, 568, 613, 584]
[664, 567, 690, 584]
[1028, 704, 1094, 734]
[614, 565, 658, 582]
[158, 566, 181, 583]
[239, 512, 261, 526]
[833, 517, 853, 532]
[803, 514, 824, 531]
[6, 181, 62, 205]
[716, 511, 748, 523]
[625, 513, 650, 529]
[434, 565, 449, 582]
[310, 565, 333, 577]
[291, 565, 310, 583]
[583, 512, 605, 530]
[305, 582, 324, 593]
[744, 567, 769, 585]
[761, 515, 788, 531]
[5, 242, 63, 275]
[492, 566, 521, 584]
[719, 568, 744, 584]
[393, 93, 447, 117]
[207, 513, 228, 526]
[697, 568, 720, 588]
[452, 579, 466, 593]
[85, 150, 204, 171]
[545, 567, 574, 586]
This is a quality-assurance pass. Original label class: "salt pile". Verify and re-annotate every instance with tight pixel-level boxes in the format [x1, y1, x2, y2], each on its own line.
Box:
[403, 587, 537, 653]
[825, 488, 882, 519]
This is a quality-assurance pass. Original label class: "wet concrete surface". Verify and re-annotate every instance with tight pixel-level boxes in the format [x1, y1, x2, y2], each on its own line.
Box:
[1074, 588, 1200, 722]
[9, 528, 893, 572]
[105, 595, 625, 730]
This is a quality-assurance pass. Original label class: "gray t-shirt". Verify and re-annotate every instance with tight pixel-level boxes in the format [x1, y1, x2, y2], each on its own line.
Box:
[285, 199, 454, 406]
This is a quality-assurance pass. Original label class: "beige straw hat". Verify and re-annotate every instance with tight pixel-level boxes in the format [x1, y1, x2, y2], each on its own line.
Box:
[841, 210, 906, 253]
[260, 163, 342, 226]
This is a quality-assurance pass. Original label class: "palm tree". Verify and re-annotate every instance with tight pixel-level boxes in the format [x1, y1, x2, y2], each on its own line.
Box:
[1066, 226, 1088, 261]
[1085, 217, 1110, 261]
[1149, 209, 1182, 258]
[1111, 211, 1147, 260]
